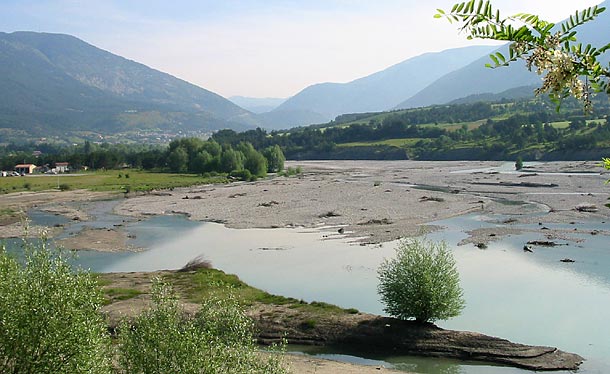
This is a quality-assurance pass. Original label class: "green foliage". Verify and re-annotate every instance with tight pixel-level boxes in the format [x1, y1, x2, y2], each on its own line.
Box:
[515, 156, 524, 170]
[436, 1, 610, 112]
[604, 157, 610, 183]
[220, 147, 245, 173]
[58, 183, 71, 191]
[279, 166, 303, 177]
[117, 280, 287, 374]
[167, 147, 189, 173]
[238, 142, 268, 177]
[229, 169, 253, 182]
[377, 238, 465, 323]
[263, 145, 286, 173]
[0, 236, 111, 374]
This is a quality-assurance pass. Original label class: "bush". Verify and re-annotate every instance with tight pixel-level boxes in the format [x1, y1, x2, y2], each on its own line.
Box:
[279, 166, 303, 177]
[0, 235, 111, 373]
[377, 238, 465, 323]
[229, 169, 253, 181]
[515, 156, 523, 171]
[58, 183, 71, 191]
[118, 280, 287, 374]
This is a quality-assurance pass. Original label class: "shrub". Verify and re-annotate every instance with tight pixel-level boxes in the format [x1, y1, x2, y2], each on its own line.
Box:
[58, 183, 71, 191]
[0, 235, 111, 373]
[377, 238, 465, 323]
[515, 156, 524, 171]
[118, 280, 287, 374]
[23, 182, 31, 190]
[279, 166, 302, 177]
[229, 169, 252, 181]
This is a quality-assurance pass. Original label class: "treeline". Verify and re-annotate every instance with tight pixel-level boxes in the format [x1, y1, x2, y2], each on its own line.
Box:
[0, 138, 285, 179]
[209, 99, 610, 160]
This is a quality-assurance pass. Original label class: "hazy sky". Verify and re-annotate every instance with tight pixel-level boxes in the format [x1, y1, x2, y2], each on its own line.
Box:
[1, 0, 604, 98]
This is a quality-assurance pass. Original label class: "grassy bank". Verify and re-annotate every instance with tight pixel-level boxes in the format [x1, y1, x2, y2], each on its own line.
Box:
[99, 266, 359, 322]
[0, 169, 228, 194]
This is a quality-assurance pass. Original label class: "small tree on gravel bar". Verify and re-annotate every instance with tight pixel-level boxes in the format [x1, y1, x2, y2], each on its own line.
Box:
[377, 238, 465, 323]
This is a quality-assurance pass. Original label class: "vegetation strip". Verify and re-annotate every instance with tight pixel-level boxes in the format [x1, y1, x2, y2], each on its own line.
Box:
[100, 268, 583, 371]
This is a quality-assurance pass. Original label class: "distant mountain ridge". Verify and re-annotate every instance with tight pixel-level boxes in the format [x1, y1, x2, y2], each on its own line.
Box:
[0, 31, 256, 138]
[229, 96, 286, 114]
[270, 45, 497, 125]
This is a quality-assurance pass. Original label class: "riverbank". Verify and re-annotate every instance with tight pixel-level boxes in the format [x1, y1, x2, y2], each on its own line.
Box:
[99, 268, 583, 372]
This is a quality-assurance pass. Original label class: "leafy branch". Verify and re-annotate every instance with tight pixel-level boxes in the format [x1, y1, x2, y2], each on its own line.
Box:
[436, 0, 610, 112]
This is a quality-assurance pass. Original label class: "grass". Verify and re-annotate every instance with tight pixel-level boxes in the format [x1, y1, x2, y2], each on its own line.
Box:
[163, 268, 357, 315]
[338, 138, 421, 148]
[0, 169, 229, 194]
[103, 288, 144, 303]
[0, 207, 22, 223]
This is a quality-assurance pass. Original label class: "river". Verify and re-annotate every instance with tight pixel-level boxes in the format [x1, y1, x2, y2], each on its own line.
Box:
[11, 193, 609, 374]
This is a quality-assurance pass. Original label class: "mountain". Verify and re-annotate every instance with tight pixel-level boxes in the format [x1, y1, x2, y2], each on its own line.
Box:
[229, 96, 286, 113]
[0, 31, 255, 139]
[448, 85, 537, 105]
[396, 1, 610, 109]
[269, 45, 498, 125]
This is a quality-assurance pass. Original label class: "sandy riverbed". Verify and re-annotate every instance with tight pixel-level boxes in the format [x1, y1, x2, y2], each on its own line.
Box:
[4, 160, 609, 248]
[113, 160, 610, 246]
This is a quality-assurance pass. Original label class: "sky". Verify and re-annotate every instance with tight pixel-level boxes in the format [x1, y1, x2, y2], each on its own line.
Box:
[0, 0, 604, 99]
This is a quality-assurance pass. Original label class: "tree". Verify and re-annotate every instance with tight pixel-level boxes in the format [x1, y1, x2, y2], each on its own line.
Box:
[167, 146, 189, 173]
[515, 156, 524, 170]
[237, 142, 267, 177]
[436, 1, 610, 113]
[377, 238, 465, 323]
[263, 145, 286, 173]
[118, 280, 287, 374]
[190, 150, 214, 174]
[219, 146, 244, 173]
[0, 235, 111, 374]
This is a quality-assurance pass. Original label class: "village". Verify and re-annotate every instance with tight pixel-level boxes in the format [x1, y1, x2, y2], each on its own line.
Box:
[1, 162, 70, 177]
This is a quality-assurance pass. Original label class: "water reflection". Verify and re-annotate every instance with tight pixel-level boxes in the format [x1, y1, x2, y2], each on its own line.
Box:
[15, 205, 610, 374]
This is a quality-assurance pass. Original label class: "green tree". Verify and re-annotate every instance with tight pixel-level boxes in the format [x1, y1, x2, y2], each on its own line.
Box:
[515, 156, 524, 170]
[0, 236, 111, 374]
[377, 238, 465, 323]
[219, 146, 244, 173]
[436, 1, 610, 113]
[190, 150, 214, 174]
[263, 145, 286, 173]
[238, 142, 267, 177]
[118, 280, 287, 374]
[167, 147, 189, 173]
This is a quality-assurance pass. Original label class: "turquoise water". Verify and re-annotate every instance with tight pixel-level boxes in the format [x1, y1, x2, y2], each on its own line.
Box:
[15, 203, 610, 374]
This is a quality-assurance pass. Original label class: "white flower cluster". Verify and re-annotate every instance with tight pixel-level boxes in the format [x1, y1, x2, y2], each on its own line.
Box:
[518, 35, 591, 111]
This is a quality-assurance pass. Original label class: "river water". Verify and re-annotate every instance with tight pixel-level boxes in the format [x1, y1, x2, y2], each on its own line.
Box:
[9, 188, 610, 374]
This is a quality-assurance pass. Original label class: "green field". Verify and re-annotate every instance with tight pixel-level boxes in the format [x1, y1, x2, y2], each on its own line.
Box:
[0, 169, 228, 194]
[338, 138, 422, 148]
